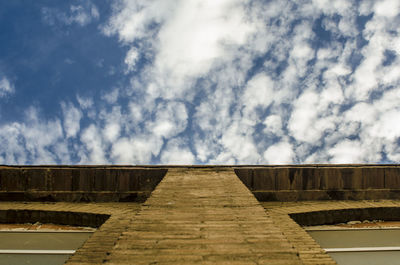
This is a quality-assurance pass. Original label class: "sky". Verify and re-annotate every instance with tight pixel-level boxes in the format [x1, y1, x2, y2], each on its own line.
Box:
[0, 0, 400, 165]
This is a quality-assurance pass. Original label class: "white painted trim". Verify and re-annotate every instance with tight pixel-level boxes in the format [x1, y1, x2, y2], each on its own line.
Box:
[0, 249, 75, 254]
[305, 227, 400, 231]
[325, 247, 400, 253]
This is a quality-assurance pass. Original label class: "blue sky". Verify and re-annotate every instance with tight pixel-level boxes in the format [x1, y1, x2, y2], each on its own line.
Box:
[0, 0, 400, 165]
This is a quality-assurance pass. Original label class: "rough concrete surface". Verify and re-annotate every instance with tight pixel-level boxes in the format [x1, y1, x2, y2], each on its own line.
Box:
[104, 168, 302, 264]
[1, 165, 400, 264]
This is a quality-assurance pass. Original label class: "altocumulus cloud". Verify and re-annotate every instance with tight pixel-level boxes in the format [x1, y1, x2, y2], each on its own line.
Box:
[1, 0, 400, 165]
[42, 0, 99, 27]
[0, 75, 14, 98]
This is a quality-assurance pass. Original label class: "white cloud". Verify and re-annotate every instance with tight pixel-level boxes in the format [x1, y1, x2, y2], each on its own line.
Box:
[263, 141, 295, 164]
[359, 0, 374, 16]
[102, 0, 176, 43]
[147, 101, 188, 139]
[368, 109, 400, 141]
[42, 1, 99, 27]
[104, 123, 120, 142]
[0, 107, 67, 164]
[111, 135, 163, 164]
[80, 124, 106, 164]
[101, 87, 119, 104]
[0, 76, 14, 98]
[243, 73, 274, 113]
[328, 140, 365, 164]
[3, 0, 400, 165]
[76, 95, 93, 109]
[288, 89, 330, 143]
[124, 48, 139, 72]
[155, 0, 254, 77]
[344, 102, 376, 124]
[99, 106, 123, 141]
[61, 102, 82, 138]
[374, 0, 400, 18]
[104, 0, 256, 101]
[0, 123, 28, 164]
[263, 115, 283, 135]
[160, 139, 195, 165]
[219, 120, 260, 164]
[312, 0, 351, 15]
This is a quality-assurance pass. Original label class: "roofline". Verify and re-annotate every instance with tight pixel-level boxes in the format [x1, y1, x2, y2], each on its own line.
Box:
[1, 164, 400, 169]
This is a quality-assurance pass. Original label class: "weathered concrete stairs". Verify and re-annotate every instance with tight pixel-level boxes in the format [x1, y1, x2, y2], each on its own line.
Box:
[105, 168, 302, 264]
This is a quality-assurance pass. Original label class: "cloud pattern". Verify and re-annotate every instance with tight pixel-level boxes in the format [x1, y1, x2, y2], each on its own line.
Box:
[42, 0, 99, 27]
[1, 0, 400, 165]
[0, 75, 14, 98]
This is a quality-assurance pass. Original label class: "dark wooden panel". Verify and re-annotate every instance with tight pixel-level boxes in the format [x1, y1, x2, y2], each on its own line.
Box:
[362, 167, 385, 189]
[385, 167, 400, 189]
